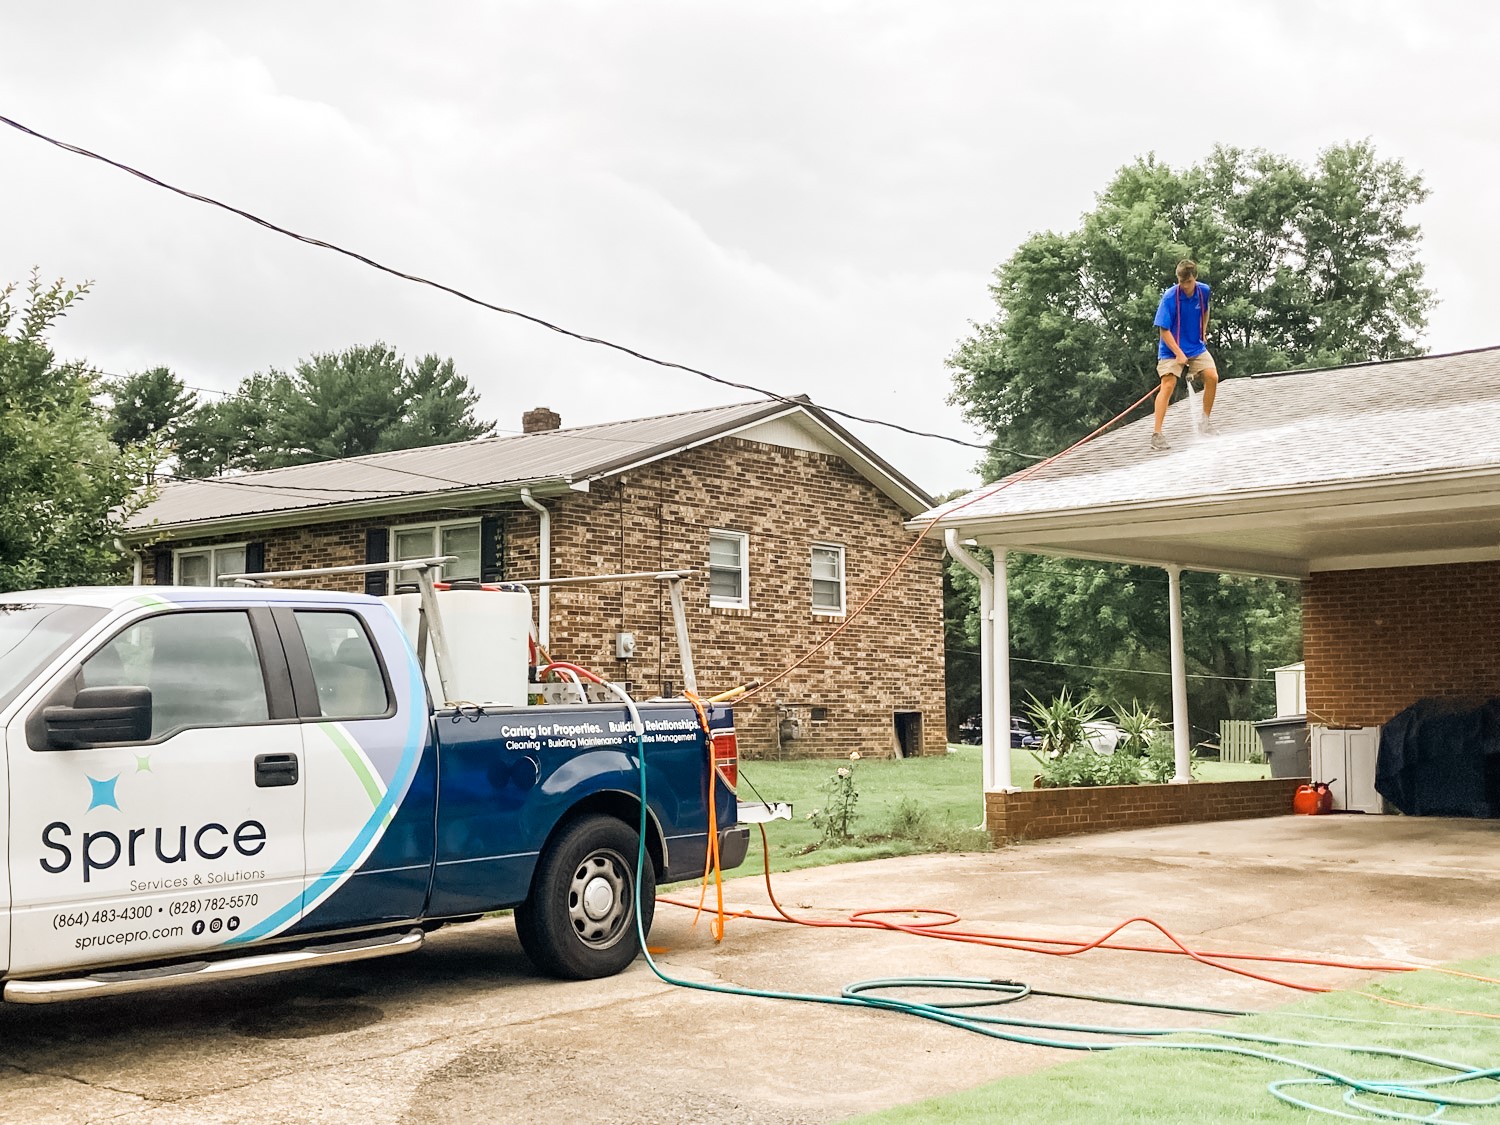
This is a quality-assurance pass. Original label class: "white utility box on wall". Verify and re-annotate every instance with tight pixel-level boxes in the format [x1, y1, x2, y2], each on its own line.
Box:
[1310, 725, 1383, 813]
[1271, 662, 1306, 717]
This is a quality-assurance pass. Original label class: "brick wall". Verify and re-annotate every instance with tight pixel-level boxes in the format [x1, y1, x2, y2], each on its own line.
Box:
[984, 778, 1306, 844]
[140, 436, 947, 760]
[1304, 562, 1500, 727]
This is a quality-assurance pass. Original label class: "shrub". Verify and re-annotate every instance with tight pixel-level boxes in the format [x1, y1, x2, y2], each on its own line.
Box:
[1035, 747, 1143, 788]
[1143, 736, 1198, 783]
[808, 752, 861, 846]
[1112, 701, 1163, 756]
[1024, 689, 1099, 758]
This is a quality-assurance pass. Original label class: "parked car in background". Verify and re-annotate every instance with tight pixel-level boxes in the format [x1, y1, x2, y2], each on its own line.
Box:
[956, 715, 1041, 749]
[1083, 719, 1125, 754]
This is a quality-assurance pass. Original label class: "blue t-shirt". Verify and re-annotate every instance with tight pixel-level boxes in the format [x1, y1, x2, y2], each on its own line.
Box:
[1153, 282, 1211, 359]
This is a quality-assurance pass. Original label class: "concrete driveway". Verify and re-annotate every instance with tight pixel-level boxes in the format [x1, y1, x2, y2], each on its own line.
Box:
[4, 815, 1500, 1124]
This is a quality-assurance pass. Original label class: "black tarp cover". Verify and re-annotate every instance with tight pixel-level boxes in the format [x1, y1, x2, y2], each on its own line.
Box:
[1376, 697, 1500, 817]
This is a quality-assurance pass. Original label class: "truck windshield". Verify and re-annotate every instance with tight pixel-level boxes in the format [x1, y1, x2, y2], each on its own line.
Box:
[0, 603, 107, 712]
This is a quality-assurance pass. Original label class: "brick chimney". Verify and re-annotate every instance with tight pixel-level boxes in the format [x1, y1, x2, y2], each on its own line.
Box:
[522, 406, 562, 434]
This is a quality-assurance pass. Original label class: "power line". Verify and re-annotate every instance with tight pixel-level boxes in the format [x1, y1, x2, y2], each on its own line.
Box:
[954, 648, 1274, 684]
[1, 112, 1034, 458]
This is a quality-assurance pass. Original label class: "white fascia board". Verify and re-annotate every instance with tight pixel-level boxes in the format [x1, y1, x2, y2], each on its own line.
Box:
[1310, 544, 1500, 572]
[121, 479, 576, 545]
[928, 469, 1500, 541]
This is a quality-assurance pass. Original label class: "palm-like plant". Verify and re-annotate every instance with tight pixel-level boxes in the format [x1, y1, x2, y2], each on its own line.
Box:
[1024, 690, 1100, 760]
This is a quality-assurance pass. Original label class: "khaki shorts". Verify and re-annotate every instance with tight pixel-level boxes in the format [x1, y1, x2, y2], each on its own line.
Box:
[1157, 352, 1217, 380]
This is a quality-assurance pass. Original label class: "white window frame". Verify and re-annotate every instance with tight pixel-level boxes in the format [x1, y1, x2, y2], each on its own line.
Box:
[174, 542, 249, 587]
[708, 529, 750, 609]
[810, 543, 846, 616]
[389, 518, 483, 586]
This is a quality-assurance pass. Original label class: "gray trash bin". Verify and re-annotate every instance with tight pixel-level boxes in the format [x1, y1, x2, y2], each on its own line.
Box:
[1253, 715, 1310, 779]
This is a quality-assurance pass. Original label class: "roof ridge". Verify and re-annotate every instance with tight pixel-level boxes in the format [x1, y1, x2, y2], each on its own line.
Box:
[178, 396, 789, 483]
[1249, 344, 1500, 381]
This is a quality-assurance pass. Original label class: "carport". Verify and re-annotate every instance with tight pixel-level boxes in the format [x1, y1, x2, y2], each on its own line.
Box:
[916, 348, 1500, 800]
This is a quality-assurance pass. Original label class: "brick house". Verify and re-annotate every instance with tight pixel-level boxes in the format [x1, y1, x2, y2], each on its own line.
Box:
[122, 398, 946, 760]
[918, 347, 1500, 816]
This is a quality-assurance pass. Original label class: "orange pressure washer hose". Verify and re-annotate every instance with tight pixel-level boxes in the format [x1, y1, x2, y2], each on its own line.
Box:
[658, 827, 1500, 1021]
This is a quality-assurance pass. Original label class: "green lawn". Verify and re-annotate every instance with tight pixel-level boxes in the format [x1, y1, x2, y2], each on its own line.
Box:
[724, 746, 1271, 881]
[850, 954, 1500, 1123]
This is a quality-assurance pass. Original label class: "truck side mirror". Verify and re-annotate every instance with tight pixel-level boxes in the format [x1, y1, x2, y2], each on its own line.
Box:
[42, 686, 153, 749]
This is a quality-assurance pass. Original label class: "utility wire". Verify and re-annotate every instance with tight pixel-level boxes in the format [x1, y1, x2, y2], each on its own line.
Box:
[0, 112, 1031, 458]
[955, 649, 1275, 684]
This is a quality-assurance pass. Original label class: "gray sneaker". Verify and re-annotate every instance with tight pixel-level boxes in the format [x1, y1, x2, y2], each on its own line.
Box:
[1150, 432, 1170, 452]
[1200, 416, 1218, 435]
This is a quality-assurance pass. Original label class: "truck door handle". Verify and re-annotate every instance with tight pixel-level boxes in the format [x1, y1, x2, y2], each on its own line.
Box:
[255, 753, 300, 787]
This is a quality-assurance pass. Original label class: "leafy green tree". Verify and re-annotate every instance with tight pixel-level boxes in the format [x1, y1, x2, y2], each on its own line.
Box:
[176, 343, 495, 476]
[174, 372, 286, 478]
[945, 142, 1429, 734]
[0, 273, 156, 590]
[106, 366, 197, 450]
[952, 140, 1432, 478]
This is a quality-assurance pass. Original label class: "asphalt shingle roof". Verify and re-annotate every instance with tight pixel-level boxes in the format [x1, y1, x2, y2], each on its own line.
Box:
[921, 347, 1500, 526]
[129, 399, 790, 531]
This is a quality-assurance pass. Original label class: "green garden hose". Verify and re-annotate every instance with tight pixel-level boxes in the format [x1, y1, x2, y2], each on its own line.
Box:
[613, 710, 1500, 1122]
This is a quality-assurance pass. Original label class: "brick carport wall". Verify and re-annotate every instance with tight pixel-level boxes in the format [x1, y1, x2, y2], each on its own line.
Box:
[1303, 561, 1500, 727]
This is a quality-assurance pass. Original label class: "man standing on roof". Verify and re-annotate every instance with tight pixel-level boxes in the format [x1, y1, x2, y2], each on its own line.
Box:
[1149, 259, 1216, 451]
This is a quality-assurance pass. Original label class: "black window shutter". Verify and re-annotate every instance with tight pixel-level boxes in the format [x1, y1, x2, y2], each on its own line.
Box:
[481, 515, 503, 582]
[364, 528, 390, 596]
[244, 541, 266, 576]
[153, 550, 173, 586]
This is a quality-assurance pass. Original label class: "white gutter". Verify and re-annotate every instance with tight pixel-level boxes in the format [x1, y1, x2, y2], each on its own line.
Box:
[945, 531, 1013, 793]
[520, 488, 551, 648]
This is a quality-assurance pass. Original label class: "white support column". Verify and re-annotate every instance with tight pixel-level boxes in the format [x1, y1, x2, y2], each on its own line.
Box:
[992, 550, 1013, 791]
[977, 578, 996, 790]
[944, 531, 1004, 792]
[1166, 564, 1192, 783]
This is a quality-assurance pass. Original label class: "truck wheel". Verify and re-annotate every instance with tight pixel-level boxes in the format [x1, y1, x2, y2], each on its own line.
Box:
[514, 815, 656, 980]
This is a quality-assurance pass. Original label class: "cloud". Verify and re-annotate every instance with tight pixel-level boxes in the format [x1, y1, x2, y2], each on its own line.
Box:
[2, 0, 1496, 494]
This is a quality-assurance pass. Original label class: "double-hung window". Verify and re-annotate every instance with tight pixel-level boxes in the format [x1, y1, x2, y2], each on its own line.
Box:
[811, 543, 845, 615]
[708, 530, 749, 609]
[390, 520, 481, 586]
[175, 544, 248, 587]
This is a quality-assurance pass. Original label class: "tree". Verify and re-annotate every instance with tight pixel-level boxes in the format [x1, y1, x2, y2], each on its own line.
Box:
[175, 343, 495, 476]
[106, 366, 196, 450]
[174, 372, 286, 478]
[945, 142, 1431, 736]
[0, 273, 156, 590]
[951, 140, 1433, 478]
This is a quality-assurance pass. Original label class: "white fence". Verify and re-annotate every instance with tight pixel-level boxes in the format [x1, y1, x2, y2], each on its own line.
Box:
[1217, 720, 1262, 763]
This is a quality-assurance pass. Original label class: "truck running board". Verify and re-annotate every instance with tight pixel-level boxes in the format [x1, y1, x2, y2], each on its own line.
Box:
[3, 928, 426, 1005]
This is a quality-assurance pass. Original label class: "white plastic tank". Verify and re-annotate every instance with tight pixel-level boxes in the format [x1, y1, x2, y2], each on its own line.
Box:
[381, 586, 532, 706]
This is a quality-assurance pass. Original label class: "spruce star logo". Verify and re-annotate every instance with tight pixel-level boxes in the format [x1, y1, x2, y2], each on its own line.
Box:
[135, 754, 152, 773]
[86, 774, 121, 812]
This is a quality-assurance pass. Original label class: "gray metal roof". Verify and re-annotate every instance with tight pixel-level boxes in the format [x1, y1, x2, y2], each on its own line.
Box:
[127, 396, 934, 536]
[918, 347, 1500, 578]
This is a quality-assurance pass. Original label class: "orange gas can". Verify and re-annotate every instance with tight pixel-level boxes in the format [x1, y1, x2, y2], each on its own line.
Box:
[1293, 782, 1335, 815]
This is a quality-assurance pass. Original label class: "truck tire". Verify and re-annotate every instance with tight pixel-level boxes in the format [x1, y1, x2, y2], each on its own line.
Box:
[514, 814, 656, 980]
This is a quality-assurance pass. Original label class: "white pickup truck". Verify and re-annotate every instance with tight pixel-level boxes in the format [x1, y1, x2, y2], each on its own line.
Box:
[0, 579, 747, 1002]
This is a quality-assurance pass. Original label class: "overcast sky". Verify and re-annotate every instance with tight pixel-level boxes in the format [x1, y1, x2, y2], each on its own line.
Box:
[3, 1, 1496, 495]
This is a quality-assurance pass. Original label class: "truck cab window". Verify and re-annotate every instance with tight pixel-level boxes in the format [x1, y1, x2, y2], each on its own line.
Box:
[81, 612, 269, 739]
[0, 603, 107, 711]
[293, 611, 390, 719]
